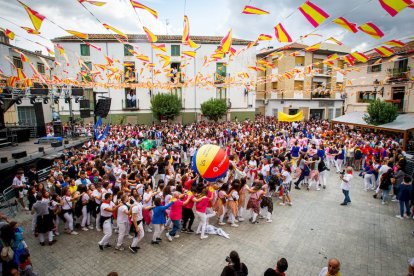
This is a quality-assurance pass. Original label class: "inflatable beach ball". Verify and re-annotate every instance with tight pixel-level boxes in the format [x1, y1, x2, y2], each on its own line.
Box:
[191, 144, 229, 182]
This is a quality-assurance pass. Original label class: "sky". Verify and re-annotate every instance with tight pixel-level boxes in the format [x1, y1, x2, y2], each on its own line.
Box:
[0, 0, 413, 56]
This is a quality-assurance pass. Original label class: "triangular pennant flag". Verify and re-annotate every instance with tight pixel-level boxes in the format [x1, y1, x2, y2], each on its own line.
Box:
[17, 0, 45, 31]
[242, 5, 270, 15]
[103, 23, 128, 39]
[66, 30, 89, 40]
[143, 26, 157, 43]
[332, 17, 358, 33]
[130, 0, 158, 19]
[274, 23, 292, 43]
[298, 1, 330, 28]
[358, 22, 384, 39]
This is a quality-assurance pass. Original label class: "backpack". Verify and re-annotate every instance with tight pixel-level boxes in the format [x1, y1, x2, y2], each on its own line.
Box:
[75, 198, 83, 217]
[1, 246, 14, 262]
[354, 149, 362, 159]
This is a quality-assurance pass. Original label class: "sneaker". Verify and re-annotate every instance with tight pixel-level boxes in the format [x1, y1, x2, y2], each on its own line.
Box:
[340, 202, 347, 206]
[104, 244, 112, 248]
[218, 221, 226, 225]
[40, 242, 45, 246]
[88, 225, 94, 230]
[166, 232, 172, 242]
[174, 235, 180, 238]
[395, 215, 403, 219]
[151, 240, 159, 245]
[316, 188, 321, 191]
[381, 202, 385, 205]
[48, 240, 57, 246]
[156, 237, 162, 242]
[181, 228, 188, 233]
[200, 235, 208, 240]
[238, 217, 245, 222]
[287, 202, 293, 206]
[391, 199, 398, 202]
[99, 244, 103, 251]
[279, 203, 285, 206]
[127, 235, 133, 239]
[82, 227, 89, 231]
[115, 246, 124, 251]
[294, 186, 301, 190]
[129, 246, 137, 253]
[258, 215, 265, 219]
[24, 207, 29, 211]
[54, 232, 60, 236]
[231, 223, 239, 227]
[96, 228, 102, 232]
[323, 185, 326, 189]
[266, 219, 273, 223]
[187, 229, 194, 234]
[146, 228, 153, 233]
[70, 231, 79, 235]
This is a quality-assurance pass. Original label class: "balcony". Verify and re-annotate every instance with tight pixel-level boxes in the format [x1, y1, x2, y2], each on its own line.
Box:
[387, 67, 410, 83]
[122, 99, 139, 111]
[311, 88, 332, 99]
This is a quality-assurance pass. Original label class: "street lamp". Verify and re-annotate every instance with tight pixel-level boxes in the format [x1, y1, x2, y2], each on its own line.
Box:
[373, 79, 383, 97]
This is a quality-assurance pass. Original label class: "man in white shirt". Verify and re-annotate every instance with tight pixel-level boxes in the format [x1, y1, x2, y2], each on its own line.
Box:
[319, 258, 341, 276]
[261, 159, 270, 179]
[12, 170, 28, 210]
[130, 194, 144, 253]
[98, 193, 121, 251]
[115, 194, 130, 251]
[92, 185, 103, 231]
[75, 171, 92, 187]
[340, 167, 353, 206]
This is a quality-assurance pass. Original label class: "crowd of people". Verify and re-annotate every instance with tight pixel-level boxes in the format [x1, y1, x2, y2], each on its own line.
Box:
[1, 116, 414, 275]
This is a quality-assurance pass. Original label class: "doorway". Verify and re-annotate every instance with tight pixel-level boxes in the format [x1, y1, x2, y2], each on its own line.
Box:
[310, 109, 324, 120]
[392, 87, 405, 112]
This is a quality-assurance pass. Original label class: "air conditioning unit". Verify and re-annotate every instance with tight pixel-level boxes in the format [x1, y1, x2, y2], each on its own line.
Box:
[264, 99, 269, 105]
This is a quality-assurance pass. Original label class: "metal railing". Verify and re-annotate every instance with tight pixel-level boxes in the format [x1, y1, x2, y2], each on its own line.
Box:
[387, 66, 410, 79]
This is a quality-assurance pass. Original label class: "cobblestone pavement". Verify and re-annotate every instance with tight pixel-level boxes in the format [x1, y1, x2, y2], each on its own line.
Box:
[14, 170, 414, 276]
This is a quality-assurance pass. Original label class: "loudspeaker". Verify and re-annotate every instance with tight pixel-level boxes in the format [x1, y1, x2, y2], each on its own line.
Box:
[12, 151, 27, 159]
[53, 122, 63, 137]
[64, 140, 69, 145]
[71, 86, 84, 97]
[79, 99, 90, 109]
[51, 141, 62, 148]
[36, 126, 46, 138]
[80, 109, 91, 118]
[1, 157, 7, 163]
[38, 147, 44, 152]
[94, 98, 111, 118]
[34, 102, 45, 126]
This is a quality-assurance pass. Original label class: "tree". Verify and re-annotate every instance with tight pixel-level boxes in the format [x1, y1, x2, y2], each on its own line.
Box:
[150, 93, 182, 121]
[363, 99, 398, 125]
[200, 98, 228, 121]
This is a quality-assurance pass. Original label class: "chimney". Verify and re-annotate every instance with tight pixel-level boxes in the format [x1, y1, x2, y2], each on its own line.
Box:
[35, 50, 42, 55]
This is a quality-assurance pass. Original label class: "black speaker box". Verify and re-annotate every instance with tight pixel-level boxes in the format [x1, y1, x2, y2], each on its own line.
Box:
[79, 99, 90, 109]
[1, 157, 8, 163]
[38, 147, 44, 152]
[94, 98, 111, 118]
[12, 151, 27, 159]
[80, 109, 91, 118]
[53, 122, 63, 137]
[51, 141, 62, 148]
[64, 140, 69, 145]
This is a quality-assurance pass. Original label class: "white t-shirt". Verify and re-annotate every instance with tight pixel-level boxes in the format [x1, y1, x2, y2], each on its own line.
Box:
[131, 203, 143, 221]
[75, 178, 91, 187]
[100, 201, 115, 217]
[143, 192, 152, 207]
[117, 204, 129, 223]
[82, 193, 89, 203]
[318, 267, 328, 276]
[261, 164, 270, 176]
[62, 196, 72, 210]
[340, 173, 353, 191]
[92, 190, 102, 204]
[282, 170, 292, 184]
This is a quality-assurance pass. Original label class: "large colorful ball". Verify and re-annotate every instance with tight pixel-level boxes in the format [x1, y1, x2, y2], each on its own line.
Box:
[191, 144, 229, 182]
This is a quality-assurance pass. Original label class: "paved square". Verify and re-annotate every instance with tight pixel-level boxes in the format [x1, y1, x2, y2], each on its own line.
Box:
[15, 170, 414, 276]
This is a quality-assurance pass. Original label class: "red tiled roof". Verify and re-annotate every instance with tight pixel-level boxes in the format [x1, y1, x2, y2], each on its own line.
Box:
[365, 40, 414, 59]
[256, 42, 310, 57]
[52, 34, 253, 45]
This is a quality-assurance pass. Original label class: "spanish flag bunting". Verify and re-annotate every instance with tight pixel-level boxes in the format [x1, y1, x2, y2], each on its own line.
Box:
[17, 1, 45, 31]
[302, 33, 322, 39]
[274, 23, 292, 43]
[342, 55, 356, 66]
[298, 1, 329, 28]
[182, 51, 196, 58]
[85, 42, 102, 51]
[358, 22, 384, 39]
[385, 39, 405, 47]
[16, 68, 27, 80]
[151, 43, 167, 52]
[305, 43, 321, 52]
[332, 17, 358, 33]
[326, 37, 343, 45]
[182, 15, 190, 44]
[257, 34, 272, 41]
[246, 41, 255, 49]
[104, 55, 114, 66]
[242, 5, 270, 15]
[103, 23, 128, 39]
[7, 76, 17, 87]
[4, 29, 15, 40]
[220, 29, 232, 54]
[187, 39, 199, 49]
[55, 44, 65, 55]
[305, 65, 313, 74]
[130, 0, 158, 19]
[143, 26, 157, 43]
[21, 26, 40, 34]
[373, 58, 383, 65]
[350, 52, 369, 63]
[378, 0, 411, 17]
[374, 46, 394, 57]
[388, 55, 402, 62]
[248, 66, 265, 72]
[136, 54, 150, 62]
[66, 30, 89, 40]
[289, 51, 301, 57]
[79, 0, 106, 6]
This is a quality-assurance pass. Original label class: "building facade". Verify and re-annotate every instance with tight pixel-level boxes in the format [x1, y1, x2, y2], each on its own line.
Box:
[52, 34, 256, 125]
[255, 42, 350, 120]
[344, 41, 414, 114]
[0, 32, 55, 127]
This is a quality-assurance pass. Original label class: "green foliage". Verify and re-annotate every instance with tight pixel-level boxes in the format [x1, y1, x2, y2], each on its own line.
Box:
[150, 93, 182, 121]
[200, 98, 228, 121]
[363, 99, 398, 126]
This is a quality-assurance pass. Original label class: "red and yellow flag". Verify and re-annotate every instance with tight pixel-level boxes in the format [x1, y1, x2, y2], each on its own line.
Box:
[151, 43, 167, 52]
[143, 26, 157, 43]
[305, 43, 321, 52]
[104, 55, 114, 66]
[257, 34, 272, 41]
[326, 37, 343, 45]
[182, 51, 196, 58]
[85, 42, 101, 51]
[130, 0, 158, 19]
[4, 29, 15, 40]
[17, 1, 45, 31]
[350, 52, 369, 63]
[21, 26, 40, 34]
[55, 44, 65, 55]
[379, 0, 411, 17]
[187, 39, 199, 49]
[385, 39, 405, 47]
[298, 1, 329, 28]
[342, 55, 356, 66]
[182, 15, 190, 44]
[16, 68, 27, 80]
[103, 23, 128, 39]
[332, 17, 358, 33]
[219, 29, 232, 54]
[374, 46, 394, 57]
[248, 66, 265, 72]
[358, 22, 384, 39]
[79, 0, 106, 6]
[66, 30, 88, 40]
[242, 5, 270, 15]
[274, 23, 292, 43]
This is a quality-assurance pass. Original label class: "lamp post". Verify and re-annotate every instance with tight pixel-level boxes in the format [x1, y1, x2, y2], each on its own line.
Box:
[373, 79, 382, 97]
[194, 45, 202, 123]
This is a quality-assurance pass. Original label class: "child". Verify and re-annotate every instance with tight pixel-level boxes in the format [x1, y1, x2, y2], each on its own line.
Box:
[10, 221, 29, 265]
[18, 252, 36, 276]
[149, 197, 173, 244]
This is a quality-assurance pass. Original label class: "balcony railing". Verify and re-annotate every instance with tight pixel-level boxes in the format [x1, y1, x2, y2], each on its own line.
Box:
[387, 67, 410, 82]
[311, 90, 332, 99]
[122, 99, 139, 111]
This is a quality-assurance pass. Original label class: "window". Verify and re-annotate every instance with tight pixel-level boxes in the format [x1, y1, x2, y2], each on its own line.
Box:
[171, 45, 180, 56]
[358, 91, 376, 103]
[216, 87, 227, 99]
[216, 62, 226, 83]
[80, 44, 90, 56]
[272, 81, 278, 90]
[272, 108, 278, 116]
[289, 109, 298, 115]
[13, 56, 23, 69]
[84, 61, 92, 70]
[295, 56, 304, 66]
[313, 59, 323, 70]
[367, 60, 381, 73]
[125, 88, 137, 109]
[37, 62, 45, 74]
[124, 44, 133, 56]
[294, 80, 304, 90]
[170, 62, 181, 82]
[272, 59, 278, 67]
[335, 108, 342, 118]
[81, 62, 93, 82]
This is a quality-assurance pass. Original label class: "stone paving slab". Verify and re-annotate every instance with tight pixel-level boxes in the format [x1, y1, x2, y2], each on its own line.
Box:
[13, 170, 414, 276]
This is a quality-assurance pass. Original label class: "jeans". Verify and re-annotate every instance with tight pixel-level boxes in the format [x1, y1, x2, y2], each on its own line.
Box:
[182, 207, 194, 230]
[382, 189, 390, 203]
[169, 220, 181, 237]
[342, 189, 351, 203]
[399, 200, 411, 217]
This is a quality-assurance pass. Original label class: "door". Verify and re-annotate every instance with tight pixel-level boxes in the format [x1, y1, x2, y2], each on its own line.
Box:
[17, 106, 37, 126]
[392, 87, 405, 112]
[310, 109, 324, 120]
[289, 109, 299, 115]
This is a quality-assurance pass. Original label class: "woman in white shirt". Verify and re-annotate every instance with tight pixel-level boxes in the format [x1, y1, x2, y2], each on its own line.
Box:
[78, 185, 91, 231]
[60, 187, 79, 235]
